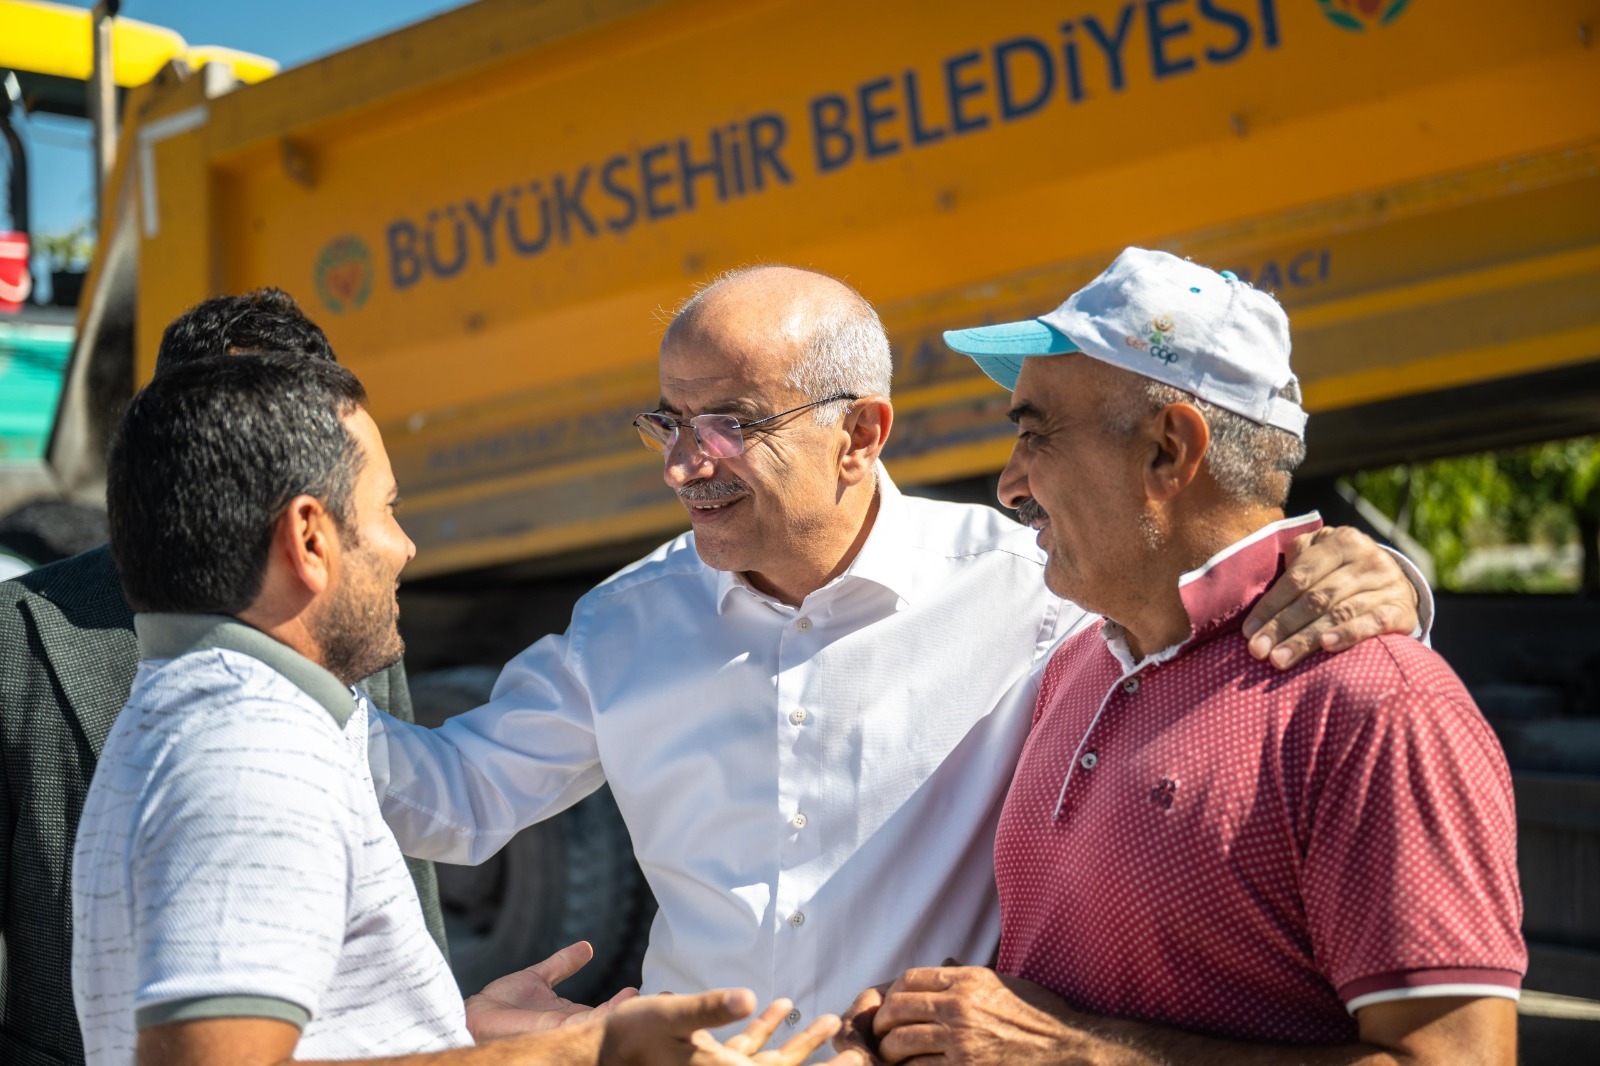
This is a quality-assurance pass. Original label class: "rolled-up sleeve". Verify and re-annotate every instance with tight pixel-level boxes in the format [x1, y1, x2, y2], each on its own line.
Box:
[369, 627, 606, 865]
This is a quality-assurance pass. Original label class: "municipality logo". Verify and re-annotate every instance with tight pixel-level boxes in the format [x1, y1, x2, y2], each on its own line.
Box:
[315, 236, 373, 314]
[1317, 0, 1413, 32]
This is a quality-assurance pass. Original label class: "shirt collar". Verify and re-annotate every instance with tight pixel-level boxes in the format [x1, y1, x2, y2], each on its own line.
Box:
[134, 612, 357, 727]
[715, 463, 919, 614]
[1100, 512, 1323, 670]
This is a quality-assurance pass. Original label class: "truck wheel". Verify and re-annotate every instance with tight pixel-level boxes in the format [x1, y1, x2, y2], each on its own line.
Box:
[406, 666, 656, 1003]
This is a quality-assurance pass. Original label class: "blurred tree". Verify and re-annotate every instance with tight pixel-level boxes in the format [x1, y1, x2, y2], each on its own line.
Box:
[1350, 437, 1600, 595]
[33, 222, 94, 271]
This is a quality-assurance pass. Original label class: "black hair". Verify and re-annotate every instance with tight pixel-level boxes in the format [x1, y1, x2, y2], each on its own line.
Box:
[154, 288, 335, 374]
[107, 353, 368, 614]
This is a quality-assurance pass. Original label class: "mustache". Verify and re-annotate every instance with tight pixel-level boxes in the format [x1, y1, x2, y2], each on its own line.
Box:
[1014, 498, 1048, 528]
[677, 476, 750, 503]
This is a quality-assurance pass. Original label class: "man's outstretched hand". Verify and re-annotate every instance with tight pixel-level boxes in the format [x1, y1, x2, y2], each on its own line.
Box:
[464, 940, 637, 1041]
[1244, 525, 1422, 670]
[602, 989, 867, 1066]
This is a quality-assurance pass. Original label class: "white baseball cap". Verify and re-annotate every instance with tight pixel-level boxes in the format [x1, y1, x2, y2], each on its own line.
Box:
[943, 247, 1307, 438]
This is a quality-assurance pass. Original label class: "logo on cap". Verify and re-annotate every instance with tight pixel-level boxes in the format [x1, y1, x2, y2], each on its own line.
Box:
[315, 236, 373, 315]
[1316, 0, 1412, 32]
[1130, 314, 1179, 365]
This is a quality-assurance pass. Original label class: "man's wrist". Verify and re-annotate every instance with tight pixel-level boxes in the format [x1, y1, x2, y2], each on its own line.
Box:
[512, 1016, 603, 1065]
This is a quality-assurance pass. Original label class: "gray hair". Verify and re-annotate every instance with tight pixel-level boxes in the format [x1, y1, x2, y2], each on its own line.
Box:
[1102, 376, 1306, 507]
[673, 265, 893, 424]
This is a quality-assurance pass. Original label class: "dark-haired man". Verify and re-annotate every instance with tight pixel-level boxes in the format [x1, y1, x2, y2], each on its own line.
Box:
[73, 353, 844, 1066]
[0, 290, 445, 1066]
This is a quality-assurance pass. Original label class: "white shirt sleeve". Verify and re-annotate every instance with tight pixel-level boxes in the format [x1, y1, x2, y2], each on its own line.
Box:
[131, 699, 351, 1021]
[1380, 544, 1436, 645]
[369, 627, 606, 865]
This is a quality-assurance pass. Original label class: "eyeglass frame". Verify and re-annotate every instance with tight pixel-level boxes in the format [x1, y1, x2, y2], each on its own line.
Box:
[631, 393, 860, 458]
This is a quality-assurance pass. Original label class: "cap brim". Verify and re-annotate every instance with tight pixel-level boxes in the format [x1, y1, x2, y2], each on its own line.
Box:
[942, 320, 1080, 390]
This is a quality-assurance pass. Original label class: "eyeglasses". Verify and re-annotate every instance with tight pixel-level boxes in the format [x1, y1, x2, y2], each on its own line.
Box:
[632, 394, 858, 458]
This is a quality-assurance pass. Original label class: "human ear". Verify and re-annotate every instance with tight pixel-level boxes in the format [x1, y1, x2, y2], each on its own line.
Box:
[839, 396, 893, 486]
[1145, 403, 1208, 501]
[276, 495, 339, 597]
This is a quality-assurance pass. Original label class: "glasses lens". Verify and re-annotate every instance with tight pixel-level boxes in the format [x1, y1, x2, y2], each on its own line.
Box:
[634, 413, 675, 453]
[692, 414, 745, 458]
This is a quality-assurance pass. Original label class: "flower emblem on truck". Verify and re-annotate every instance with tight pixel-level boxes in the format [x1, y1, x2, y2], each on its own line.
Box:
[315, 236, 374, 314]
[1316, 0, 1413, 32]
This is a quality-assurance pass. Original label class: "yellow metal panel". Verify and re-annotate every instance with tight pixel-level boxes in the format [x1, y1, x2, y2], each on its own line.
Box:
[130, 77, 219, 381]
[106, 0, 1600, 574]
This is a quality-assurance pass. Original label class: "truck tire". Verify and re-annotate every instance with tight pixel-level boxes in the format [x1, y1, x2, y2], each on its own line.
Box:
[405, 666, 656, 1003]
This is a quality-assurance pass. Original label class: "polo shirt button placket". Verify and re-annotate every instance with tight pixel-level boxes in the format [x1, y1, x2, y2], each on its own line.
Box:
[1122, 676, 1140, 694]
[1080, 751, 1098, 770]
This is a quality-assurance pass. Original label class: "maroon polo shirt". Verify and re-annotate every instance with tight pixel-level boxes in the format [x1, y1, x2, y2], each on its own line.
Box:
[995, 515, 1524, 1045]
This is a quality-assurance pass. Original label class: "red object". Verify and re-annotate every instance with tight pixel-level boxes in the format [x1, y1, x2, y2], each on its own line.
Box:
[995, 516, 1525, 1044]
[0, 232, 30, 313]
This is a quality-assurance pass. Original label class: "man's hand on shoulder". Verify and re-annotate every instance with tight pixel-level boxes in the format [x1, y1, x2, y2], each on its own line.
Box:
[1244, 525, 1422, 670]
[464, 941, 637, 1040]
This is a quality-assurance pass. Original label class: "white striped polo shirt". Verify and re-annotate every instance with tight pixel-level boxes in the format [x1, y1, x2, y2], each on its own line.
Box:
[72, 613, 470, 1064]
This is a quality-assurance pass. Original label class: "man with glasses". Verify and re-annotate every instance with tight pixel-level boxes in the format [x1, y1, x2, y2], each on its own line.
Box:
[366, 265, 1430, 1053]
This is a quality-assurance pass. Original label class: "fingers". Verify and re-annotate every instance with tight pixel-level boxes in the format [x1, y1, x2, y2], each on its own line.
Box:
[877, 1022, 950, 1064]
[885, 967, 958, 995]
[579, 986, 641, 1024]
[645, 987, 759, 1035]
[871, 991, 947, 1037]
[820, 1051, 874, 1066]
[835, 988, 883, 1056]
[526, 940, 595, 989]
[1278, 591, 1410, 667]
[1244, 527, 1414, 669]
[723, 998, 791, 1055]
[758, 1013, 843, 1066]
[1243, 530, 1337, 648]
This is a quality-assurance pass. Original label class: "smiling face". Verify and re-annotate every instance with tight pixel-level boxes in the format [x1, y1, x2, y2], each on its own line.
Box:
[996, 355, 1156, 615]
[313, 407, 416, 686]
[655, 269, 873, 602]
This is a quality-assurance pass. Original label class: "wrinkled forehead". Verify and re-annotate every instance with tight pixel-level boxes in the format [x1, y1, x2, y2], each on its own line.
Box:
[658, 313, 807, 411]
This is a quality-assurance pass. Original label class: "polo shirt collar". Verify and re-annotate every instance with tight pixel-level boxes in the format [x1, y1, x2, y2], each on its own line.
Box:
[715, 463, 918, 613]
[1100, 512, 1323, 669]
[134, 612, 357, 727]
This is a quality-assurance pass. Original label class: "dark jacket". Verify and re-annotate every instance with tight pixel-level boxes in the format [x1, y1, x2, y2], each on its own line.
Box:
[0, 547, 447, 1066]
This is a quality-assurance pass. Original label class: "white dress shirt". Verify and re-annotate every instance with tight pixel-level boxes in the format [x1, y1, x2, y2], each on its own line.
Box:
[369, 470, 1089, 1040]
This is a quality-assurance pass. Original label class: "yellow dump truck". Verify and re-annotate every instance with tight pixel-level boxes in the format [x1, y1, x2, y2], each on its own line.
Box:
[16, 0, 1600, 1006]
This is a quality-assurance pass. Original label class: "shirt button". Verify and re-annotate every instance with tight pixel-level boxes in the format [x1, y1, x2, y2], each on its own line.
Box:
[1080, 751, 1099, 770]
[786, 1008, 802, 1027]
[1122, 677, 1140, 694]
[791, 812, 808, 829]
[788, 911, 805, 927]
[789, 707, 808, 725]
[796, 617, 812, 631]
